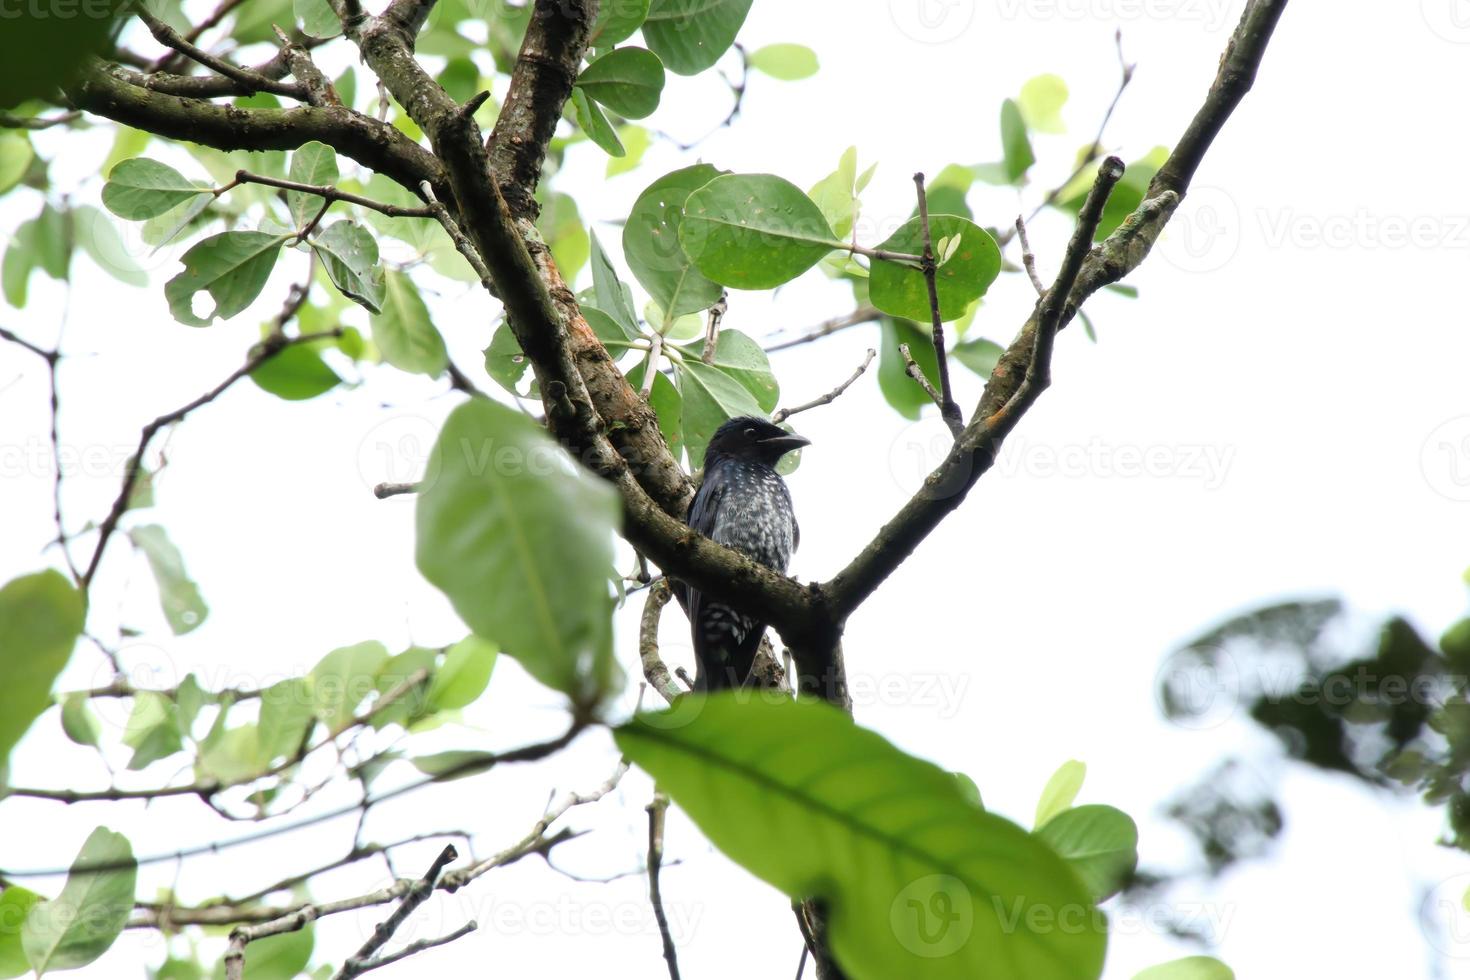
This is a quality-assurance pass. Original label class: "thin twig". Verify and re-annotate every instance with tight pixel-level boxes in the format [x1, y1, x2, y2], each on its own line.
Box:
[640, 332, 664, 399]
[418, 179, 493, 291]
[373, 481, 420, 499]
[0, 111, 80, 129]
[911, 172, 962, 436]
[0, 327, 78, 580]
[764, 306, 881, 353]
[647, 791, 680, 980]
[79, 328, 344, 588]
[772, 349, 875, 424]
[340, 921, 477, 977]
[334, 845, 462, 979]
[639, 579, 681, 704]
[897, 342, 944, 410]
[135, 8, 305, 100]
[228, 170, 435, 218]
[1014, 215, 1046, 296]
[702, 292, 727, 363]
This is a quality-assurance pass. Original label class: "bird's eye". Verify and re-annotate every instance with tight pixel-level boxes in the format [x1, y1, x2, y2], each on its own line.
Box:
[743, 427, 757, 439]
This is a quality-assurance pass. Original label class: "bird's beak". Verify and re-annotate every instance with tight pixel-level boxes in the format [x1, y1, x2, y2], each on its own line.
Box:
[760, 432, 811, 455]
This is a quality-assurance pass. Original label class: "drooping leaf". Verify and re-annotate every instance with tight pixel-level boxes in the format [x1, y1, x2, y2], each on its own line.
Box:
[311, 220, 385, 312]
[122, 691, 184, 770]
[642, 0, 752, 76]
[678, 328, 778, 411]
[1001, 98, 1036, 184]
[589, 232, 640, 338]
[286, 142, 339, 228]
[415, 399, 623, 705]
[128, 525, 208, 635]
[102, 159, 207, 221]
[808, 146, 861, 240]
[164, 231, 288, 327]
[59, 693, 102, 749]
[626, 359, 683, 462]
[1035, 759, 1086, 828]
[952, 337, 1004, 379]
[877, 318, 939, 420]
[576, 47, 666, 120]
[1036, 804, 1139, 902]
[616, 697, 1106, 980]
[484, 320, 531, 395]
[538, 191, 590, 283]
[680, 173, 837, 289]
[20, 828, 135, 977]
[141, 194, 214, 250]
[678, 359, 767, 470]
[747, 43, 819, 80]
[33, 204, 71, 281]
[0, 571, 85, 769]
[370, 270, 447, 376]
[868, 215, 1000, 322]
[256, 678, 317, 763]
[72, 206, 147, 287]
[571, 88, 625, 156]
[623, 164, 726, 318]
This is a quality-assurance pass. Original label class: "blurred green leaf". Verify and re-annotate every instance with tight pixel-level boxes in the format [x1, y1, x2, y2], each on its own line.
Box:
[1035, 759, 1086, 828]
[310, 641, 389, 730]
[677, 359, 766, 470]
[370, 270, 447, 376]
[21, 828, 135, 977]
[129, 525, 208, 635]
[590, 0, 650, 45]
[122, 692, 184, 771]
[607, 124, 652, 177]
[1019, 74, 1068, 134]
[952, 337, 1004, 379]
[59, 694, 102, 749]
[877, 318, 937, 420]
[0, 571, 85, 769]
[0, 133, 32, 196]
[1001, 98, 1036, 184]
[72, 206, 147, 287]
[0, 886, 41, 979]
[1037, 804, 1138, 902]
[747, 43, 818, 80]
[571, 88, 625, 156]
[102, 159, 207, 221]
[1133, 957, 1235, 980]
[250, 344, 342, 401]
[426, 636, 497, 711]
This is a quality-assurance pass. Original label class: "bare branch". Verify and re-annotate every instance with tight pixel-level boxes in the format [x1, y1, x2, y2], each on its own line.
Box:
[639, 579, 682, 704]
[1014, 215, 1046, 296]
[334, 845, 462, 979]
[0, 110, 80, 129]
[647, 791, 681, 980]
[911, 172, 963, 435]
[897, 343, 944, 411]
[772, 349, 875, 424]
[134, 8, 306, 100]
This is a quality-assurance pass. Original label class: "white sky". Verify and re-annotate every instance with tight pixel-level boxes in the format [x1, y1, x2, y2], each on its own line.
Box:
[4, 0, 1470, 977]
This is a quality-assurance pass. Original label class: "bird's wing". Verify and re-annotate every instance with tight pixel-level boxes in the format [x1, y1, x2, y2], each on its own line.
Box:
[673, 472, 726, 614]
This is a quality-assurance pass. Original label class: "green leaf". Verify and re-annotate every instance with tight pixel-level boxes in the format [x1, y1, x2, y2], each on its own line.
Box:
[2, 223, 35, 307]
[287, 142, 339, 229]
[72, 206, 147, 287]
[680, 173, 837, 289]
[1133, 957, 1234, 980]
[59, 693, 102, 748]
[122, 691, 183, 770]
[1035, 759, 1086, 828]
[954, 773, 984, 810]
[240, 924, 313, 980]
[415, 399, 623, 705]
[165, 231, 288, 327]
[626, 360, 683, 462]
[571, 88, 625, 156]
[410, 750, 497, 781]
[371, 270, 448, 376]
[808, 146, 861, 240]
[0, 133, 33, 196]
[21, 828, 135, 977]
[607, 124, 652, 177]
[677, 359, 767, 470]
[141, 194, 213, 251]
[623, 164, 726, 318]
[0, 571, 85, 769]
[617, 697, 1105, 979]
[128, 525, 208, 635]
[0, 886, 41, 979]
[311, 220, 384, 313]
[34, 204, 71, 281]
[869, 215, 1000, 322]
[589, 232, 640, 338]
[576, 47, 666, 120]
[1001, 98, 1036, 184]
[1019, 74, 1068, 134]
[590, 0, 649, 45]
[426, 636, 497, 711]
[877, 318, 938, 420]
[952, 337, 1003, 379]
[102, 159, 206, 220]
[538, 191, 590, 284]
[484, 320, 531, 395]
[256, 678, 316, 763]
[643, 0, 752, 76]
[1036, 804, 1138, 902]
[294, 0, 340, 36]
[310, 641, 390, 731]
[250, 344, 342, 401]
[678, 329, 778, 411]
[747, 43, 818, 80]
[436, 57, 480, 104]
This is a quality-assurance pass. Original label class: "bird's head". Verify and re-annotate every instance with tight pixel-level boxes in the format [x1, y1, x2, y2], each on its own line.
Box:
[704, 416, 811, 469]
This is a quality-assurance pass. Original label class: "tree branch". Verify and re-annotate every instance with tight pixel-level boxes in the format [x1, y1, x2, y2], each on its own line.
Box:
[647, 791, 681, 980]
[772, 349, 875, 424]
[911, 172, 963, 435]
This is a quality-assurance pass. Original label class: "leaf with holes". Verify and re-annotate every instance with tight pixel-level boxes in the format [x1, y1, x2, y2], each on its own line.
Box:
[624, 164, 726, 318]
[680, 173, 837, 289]
[616, 697, 1106, 980]
[642, 0, 752, 75]
[164, 230, 289, 327]
[869, 216, 1000, 322]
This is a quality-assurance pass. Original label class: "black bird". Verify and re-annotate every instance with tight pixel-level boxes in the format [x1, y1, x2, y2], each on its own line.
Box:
[676, 416, 809, 691]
